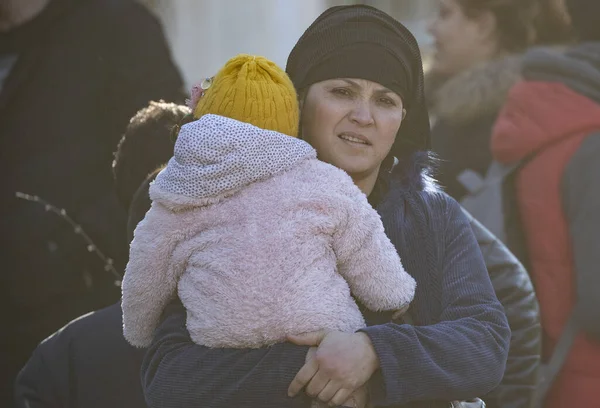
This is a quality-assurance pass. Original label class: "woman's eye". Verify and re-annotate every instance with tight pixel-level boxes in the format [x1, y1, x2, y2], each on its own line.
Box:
[331, 88, 352, 97]
[379, 97, 396, 106]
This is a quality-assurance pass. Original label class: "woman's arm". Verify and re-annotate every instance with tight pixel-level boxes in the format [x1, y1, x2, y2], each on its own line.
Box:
[361, 197, 511, 406]
[141, 300, 312, 408]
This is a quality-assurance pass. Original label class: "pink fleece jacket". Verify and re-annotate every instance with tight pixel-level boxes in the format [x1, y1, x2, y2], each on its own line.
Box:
[121, 114, 416, 348]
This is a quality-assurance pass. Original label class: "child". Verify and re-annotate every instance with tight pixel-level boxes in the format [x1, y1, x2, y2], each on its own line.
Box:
[121, 54, 415, 350]
[112, 100, 191, 240]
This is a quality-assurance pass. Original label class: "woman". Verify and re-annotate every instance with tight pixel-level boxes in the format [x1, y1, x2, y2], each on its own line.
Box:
[427, 2, 568, 406]
[427, 0, 571, 201]
[490, 0, 600, 405]
[141, 5, 511, 408]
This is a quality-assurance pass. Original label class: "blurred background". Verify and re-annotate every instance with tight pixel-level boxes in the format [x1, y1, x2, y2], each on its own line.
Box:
[138, 0, 437, 89]
[8, 1, 600, 407]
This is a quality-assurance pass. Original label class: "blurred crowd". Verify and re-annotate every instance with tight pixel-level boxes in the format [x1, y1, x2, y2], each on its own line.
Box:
[0, 0, 598, 408]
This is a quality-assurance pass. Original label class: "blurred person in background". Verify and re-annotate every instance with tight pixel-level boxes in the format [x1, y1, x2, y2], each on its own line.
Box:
[427, 0, 572, 202]
[424, 2, 570, 407]
[14, 101, 190, 408]
[490, 0, 600, 406]
[111, 100, 191, 242]
[0, 0, 184, 402]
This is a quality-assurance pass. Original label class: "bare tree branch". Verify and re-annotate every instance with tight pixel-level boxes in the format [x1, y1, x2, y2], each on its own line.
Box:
[15, 192, 122, 287]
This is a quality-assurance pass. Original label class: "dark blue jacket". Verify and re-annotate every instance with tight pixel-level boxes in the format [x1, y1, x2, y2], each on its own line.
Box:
[14, 303, 147, 408]
[141, 159, 511, 408]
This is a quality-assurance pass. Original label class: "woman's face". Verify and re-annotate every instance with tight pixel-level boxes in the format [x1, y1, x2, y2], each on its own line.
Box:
[428, 0, 499, 76]
[300, 78, 405, 182]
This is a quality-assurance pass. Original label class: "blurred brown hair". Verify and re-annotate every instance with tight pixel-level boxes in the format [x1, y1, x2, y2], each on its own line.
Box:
[457, 0, 572, 52]
[534, 0, 573, 45]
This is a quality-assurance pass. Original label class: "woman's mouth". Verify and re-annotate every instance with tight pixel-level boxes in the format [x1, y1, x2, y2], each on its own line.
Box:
[338, 133, 370, 146]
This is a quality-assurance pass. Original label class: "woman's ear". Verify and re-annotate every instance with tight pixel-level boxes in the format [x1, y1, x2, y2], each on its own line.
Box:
[402, 108, 407, 121]
[297, 88, 306, 112]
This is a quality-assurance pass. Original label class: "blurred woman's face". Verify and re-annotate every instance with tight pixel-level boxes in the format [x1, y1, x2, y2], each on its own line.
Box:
[428, 0, 499, 76]
[300, 78, 405, 183]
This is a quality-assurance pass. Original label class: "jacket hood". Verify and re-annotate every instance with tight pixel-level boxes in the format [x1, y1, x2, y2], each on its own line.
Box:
[151, 114, 316, 210]
[427, 54, 523, 125]
[523, 42, 600, 105]
[492, 44, 600, 163]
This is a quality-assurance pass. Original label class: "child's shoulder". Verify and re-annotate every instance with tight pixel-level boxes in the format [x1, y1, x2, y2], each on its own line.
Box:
[294, 158, 355, 185]
[283, 159, 366, 202]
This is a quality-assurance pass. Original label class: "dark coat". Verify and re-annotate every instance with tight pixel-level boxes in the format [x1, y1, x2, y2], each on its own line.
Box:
[14, 303, 147, 408]
[429, 55, 522, 202]
[465, 212, 541, 408]
[141, 154, 512, 408]
[0, 0, 184, 401]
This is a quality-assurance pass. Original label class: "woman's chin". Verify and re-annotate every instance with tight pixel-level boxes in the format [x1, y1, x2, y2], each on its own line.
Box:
[335, 159, 377, 179]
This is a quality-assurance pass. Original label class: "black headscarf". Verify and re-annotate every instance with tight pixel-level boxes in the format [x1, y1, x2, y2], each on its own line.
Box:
[285, 4, 431, 160]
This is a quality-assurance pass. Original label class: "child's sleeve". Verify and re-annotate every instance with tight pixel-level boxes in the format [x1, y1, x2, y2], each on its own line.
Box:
[121, 204, 183, 348]
[332, 185, 416, 312]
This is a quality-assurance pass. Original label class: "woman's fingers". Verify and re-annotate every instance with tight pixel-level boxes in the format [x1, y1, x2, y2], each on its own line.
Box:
[316, 380, 341, 403]
[329, 388, 353, 407]
[392, 304, 410, 321]
[306, 371, 331, 398]
[287, 330, 328, 346]
[288, 357, 319, 397]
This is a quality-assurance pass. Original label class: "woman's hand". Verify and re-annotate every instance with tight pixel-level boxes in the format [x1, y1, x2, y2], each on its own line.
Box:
[342, 384, 370, 408]
[287, 330, 379, 406]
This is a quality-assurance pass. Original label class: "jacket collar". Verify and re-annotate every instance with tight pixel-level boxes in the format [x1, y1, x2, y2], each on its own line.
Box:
[427, 54, 523, 125]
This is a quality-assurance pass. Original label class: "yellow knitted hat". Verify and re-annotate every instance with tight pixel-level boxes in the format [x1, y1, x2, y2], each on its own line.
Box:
[192, 54, 299, 137]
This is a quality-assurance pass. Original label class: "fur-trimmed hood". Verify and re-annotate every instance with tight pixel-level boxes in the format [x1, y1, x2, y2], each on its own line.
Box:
[151, 114, 316, 211]
[426, 55, 523, 125]
[523, 42, 600, 105]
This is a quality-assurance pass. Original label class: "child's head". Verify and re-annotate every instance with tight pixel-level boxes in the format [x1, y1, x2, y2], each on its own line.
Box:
[189, 54, 299, 137]
[112, 100, 191, 210]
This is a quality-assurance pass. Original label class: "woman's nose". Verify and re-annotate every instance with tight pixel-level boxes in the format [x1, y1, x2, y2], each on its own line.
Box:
[348, 101, 374, 126]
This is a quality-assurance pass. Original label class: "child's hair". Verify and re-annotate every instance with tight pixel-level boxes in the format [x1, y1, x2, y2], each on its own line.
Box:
[112, 100, 191, 210]
[534, 0, 573, 45]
